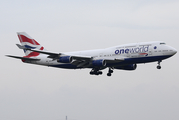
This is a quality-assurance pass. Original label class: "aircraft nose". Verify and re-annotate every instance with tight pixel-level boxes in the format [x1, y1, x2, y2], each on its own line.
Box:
[171, 47, 177, 55]
[173, 48, 177, 54]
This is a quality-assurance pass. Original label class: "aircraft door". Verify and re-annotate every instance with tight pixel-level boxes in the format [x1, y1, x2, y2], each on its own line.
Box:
[148, 45, 152, 55]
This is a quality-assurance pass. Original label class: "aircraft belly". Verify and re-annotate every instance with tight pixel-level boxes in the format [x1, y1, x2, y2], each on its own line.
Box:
[127, 55, 173, 63]
[106, 55, 172, 66]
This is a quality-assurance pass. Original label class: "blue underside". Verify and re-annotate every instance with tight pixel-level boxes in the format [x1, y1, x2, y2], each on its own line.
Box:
[49, 55, 172, 69]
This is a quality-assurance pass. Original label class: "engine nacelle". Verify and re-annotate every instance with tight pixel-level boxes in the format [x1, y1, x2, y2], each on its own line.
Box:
[114, 64, 137, 70]
[92, 59, 106, 67]
[57, 56, 72, 63]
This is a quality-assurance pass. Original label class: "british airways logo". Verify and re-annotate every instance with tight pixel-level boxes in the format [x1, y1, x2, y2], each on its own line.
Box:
[115, 46, 149, 54]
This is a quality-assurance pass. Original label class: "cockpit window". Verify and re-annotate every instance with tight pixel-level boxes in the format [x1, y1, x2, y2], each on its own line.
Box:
[160, 43, 166, 45]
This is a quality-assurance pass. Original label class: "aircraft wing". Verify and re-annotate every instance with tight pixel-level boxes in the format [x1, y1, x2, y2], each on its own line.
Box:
[6, 55, 40, 61]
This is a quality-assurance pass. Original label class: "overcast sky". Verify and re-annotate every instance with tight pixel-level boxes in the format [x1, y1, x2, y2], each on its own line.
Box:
[1, 0, 179, 120]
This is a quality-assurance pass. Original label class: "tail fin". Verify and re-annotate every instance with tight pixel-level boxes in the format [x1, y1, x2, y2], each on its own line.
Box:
[17, 32, 45, 57]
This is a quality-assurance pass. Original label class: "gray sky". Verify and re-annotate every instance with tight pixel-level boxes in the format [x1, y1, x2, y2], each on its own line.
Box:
[1, 0, 179, 120]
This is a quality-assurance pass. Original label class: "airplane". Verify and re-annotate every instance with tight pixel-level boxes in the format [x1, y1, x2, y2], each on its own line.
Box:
[6, 32, 177, 76]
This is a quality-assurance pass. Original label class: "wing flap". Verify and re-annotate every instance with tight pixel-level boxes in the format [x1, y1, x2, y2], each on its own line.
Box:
[76, 61, 89, 68]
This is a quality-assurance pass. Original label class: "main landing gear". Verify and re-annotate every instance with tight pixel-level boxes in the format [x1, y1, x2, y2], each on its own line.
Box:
[90, 69, 103, 75]
[157, 60, 162, 69]
[89, 68, 114, 76]
[107, 68, 113, 77]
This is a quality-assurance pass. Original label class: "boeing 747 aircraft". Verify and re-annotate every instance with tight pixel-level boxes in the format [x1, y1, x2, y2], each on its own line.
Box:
[7, 32, 177, 76]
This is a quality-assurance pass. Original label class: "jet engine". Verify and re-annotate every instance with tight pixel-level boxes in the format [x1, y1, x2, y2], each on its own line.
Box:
[92, 59, 106, 67]
[114, 64, 137, 70]
[57, 56, 72, 63]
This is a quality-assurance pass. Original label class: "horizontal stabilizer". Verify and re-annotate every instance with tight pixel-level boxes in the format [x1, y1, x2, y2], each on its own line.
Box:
[6, 55, 40, 61]
[16, 44, 27, 49]
[16, 44, 60, 58]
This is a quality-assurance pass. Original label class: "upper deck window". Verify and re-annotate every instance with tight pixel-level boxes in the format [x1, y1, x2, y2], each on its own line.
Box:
[160, 43, 166, 45]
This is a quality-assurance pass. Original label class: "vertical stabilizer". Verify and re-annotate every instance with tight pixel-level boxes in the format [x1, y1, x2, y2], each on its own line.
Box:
[17, 32, 45, 57]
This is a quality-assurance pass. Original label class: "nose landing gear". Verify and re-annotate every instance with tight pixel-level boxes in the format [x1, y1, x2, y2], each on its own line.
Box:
[157, 60, 162, 69]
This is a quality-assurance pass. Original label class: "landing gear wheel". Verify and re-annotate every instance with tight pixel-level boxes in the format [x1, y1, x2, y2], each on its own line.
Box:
[90, 71, 94, 75]
[157, 66, 161, 69]
[107, 73, 111, 76]
[98, 71, 103, 75]
[95, 72, 99, 75]
[89, 69, 103, 76]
